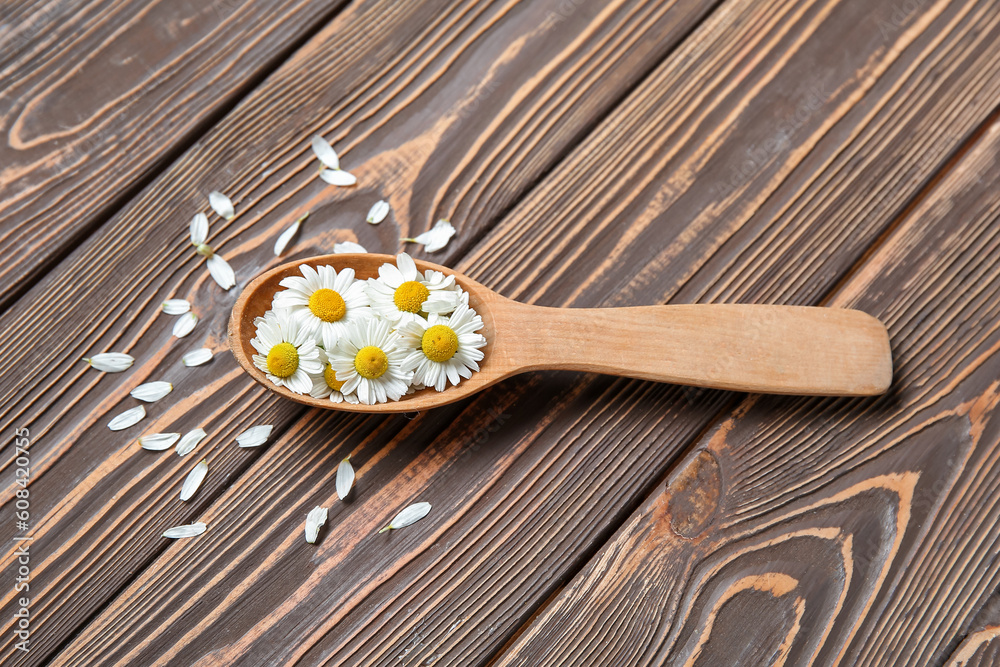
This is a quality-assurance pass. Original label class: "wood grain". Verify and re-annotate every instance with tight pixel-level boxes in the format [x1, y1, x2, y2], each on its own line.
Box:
[494, 119, 1000, 666]
[947, 628, 1000, 667]
[0, 0, 359, 311]
[946, 593, 1000, 667]
[0, 0, 720, 663]
[41, 0, 1000, 663]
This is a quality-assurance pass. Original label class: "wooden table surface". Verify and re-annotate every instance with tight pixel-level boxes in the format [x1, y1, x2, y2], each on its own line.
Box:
[3, 0, 1000, 664]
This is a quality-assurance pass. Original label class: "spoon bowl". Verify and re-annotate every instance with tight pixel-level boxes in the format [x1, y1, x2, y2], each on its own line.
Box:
[229, 254, 893, 413]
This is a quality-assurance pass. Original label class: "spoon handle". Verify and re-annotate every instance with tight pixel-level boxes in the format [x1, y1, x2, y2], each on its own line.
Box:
[498, 303, 892, 396]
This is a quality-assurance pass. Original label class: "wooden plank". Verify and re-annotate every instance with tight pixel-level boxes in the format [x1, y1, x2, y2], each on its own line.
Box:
[0, 0, 360, 312]
[493, 122, 1000, 665]
[947, 629, 1000, 667]
[0, 0, 720, 663]
[43, 0, 1000, 663]
[947, 594, 1000, 667]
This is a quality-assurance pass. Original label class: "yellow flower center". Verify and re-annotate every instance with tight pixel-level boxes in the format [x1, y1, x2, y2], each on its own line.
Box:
[266, 342, 299, 378]
[393, 281, 430, 313]
[354, 346, 389, 379]
[421, 325, 459, 362]
[308, 288, 347, 322]
[323, 363, 346, 392]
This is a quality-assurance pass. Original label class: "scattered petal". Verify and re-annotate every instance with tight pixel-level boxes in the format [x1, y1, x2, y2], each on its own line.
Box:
[366, 200, 390, 225]
[180, 459, 208, 501]
[172, 312, 198, 338]
[190, 213, 209, 246]
[109, 405, 145, 431]
[182, 348, 213, 367]
[333, 241, 367, 254]
[206, 253, 236, 290]
[209, 191, 235, 220]
[176, 428, 207, 456]
[336, 457, 355, 501]
[319, 169, 357, 187]
[83, 352, 134, 373]
[139, 432, 181, 451]
[162, 299, 191, 315]
[304, 506, 328, 544]
[274, 213, 307, 256]
[163, 522, 207, 539]
[130, 381, 173, 403]
[378, 502, 431, 533]
[403, 220, 455, 253]
[311, 135, 340, 170]
[236, 424, 273, 448]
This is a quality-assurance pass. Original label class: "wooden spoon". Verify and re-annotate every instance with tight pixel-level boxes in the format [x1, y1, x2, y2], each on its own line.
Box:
[229, 253, 892, 413]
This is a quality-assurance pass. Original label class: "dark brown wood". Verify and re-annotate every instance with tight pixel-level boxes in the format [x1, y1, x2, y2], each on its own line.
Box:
[494, 116, 1000, 666]
[0, 0, 721, 663]
[947, 593, 1000, 667]
[33, 0, 1000, 664]
[0, 0, 359, 312]
[947, 630, 1000, 667]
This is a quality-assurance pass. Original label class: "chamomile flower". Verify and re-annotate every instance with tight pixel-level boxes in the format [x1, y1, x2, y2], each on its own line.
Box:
[366, 200, 390, 224]
[402, 219, 455, 253]
[208, 191, 235, 220]
[309, 350, 360, 404]
[189, 212, 236, 290]
[397, 303, 486, 391]
[272, 264, 370, 349]
[250, 310, 323, 394]
[310, 135, 340, 169]
[334, 241, 367, 253]
[327, 317, 412, 404]
[365, 253, 460, 325]
[311, 136, 356, 185]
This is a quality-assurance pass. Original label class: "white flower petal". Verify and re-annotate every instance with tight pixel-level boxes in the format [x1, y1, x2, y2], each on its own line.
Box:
[378, 501, 431, 533]
[163, 522, 207, 539]
[84, 352, 134, 373]
[130, 381, 173, 403]
[109, 405, 145, 431]
[180, 459, 208, 501]
[172, 312, 198, 338]
[139, 432, 180, 451]
[319, 169, 357, 186]
[336, 458, 355, 501]
[236, 424, 273, 448]
[304, 505, 328, 544]
[333, 241, 367, 254]
[182, 348, 213, 367]
[311, 135, 339, 170]
[209, 191, 235, 220]
[162, 299, 191, 315]
[176, 428, 207, 456]
[405, 220, 455, 253]
[206, 254, 236, 290]
[274, 214, 307, 256]
[366, 200, 390, 225]
[190, 213, 209, 245]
